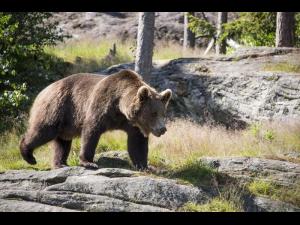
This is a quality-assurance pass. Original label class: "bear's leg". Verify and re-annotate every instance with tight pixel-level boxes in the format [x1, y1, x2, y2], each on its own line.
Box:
[79, 127, 102, 169]
[20, 127, 57, 165]
[126, 125, 149, 170]
[51, 137, 72, 169]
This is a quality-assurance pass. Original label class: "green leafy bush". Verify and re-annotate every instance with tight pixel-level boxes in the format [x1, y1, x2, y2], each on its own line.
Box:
[221, 12, 277, 47]
[0, 12, 69, 132]
[188, 14, 216, 39]
[189, 12, 300, 48]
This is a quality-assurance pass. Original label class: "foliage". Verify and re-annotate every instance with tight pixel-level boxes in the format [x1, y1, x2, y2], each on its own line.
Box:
[0, 12, 69, 132]
[189, 12, 300, 48]
[221, 12, 300, 47]
[188, 14, 216, 39]
[221, 12, 277, 47]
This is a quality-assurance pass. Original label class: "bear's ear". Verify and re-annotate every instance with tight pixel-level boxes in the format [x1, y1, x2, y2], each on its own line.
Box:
[137, 86, 150, 102]
[160, 89, 172, 106]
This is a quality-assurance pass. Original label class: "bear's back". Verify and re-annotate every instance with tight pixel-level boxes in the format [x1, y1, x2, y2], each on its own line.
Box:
[29, 73, 106, 128]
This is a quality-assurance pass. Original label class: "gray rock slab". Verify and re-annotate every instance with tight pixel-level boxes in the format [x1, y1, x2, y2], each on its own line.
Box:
[46, 175, 210, 209]
[0, 199, 78, 212]
[0, 190, 169, 212]
[250, 197, 300, 212]
[200, 157, 300, 187]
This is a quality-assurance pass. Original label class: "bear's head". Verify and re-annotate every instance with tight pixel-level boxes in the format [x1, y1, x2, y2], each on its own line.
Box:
[128, 85, 172, 137]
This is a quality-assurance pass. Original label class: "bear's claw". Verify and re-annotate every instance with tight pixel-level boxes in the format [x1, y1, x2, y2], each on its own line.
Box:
[80, 162, 99, 170]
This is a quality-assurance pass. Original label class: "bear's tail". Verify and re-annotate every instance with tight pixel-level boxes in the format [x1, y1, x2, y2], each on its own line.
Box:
[20, 137, 37, 165]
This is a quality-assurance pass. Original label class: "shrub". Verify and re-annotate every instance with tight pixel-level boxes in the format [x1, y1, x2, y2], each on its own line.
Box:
[0, 12, 69, 132]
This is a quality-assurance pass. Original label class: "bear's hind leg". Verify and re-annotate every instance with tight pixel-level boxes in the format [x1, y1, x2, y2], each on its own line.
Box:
[20, 127, 57, 165]
[52, 137, 72, 169]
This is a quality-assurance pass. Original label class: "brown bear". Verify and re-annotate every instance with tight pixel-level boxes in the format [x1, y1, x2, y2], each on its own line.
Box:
[20, 69, 172, 170]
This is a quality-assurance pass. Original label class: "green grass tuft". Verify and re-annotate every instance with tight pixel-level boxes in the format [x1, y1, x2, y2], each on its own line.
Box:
[248, 180, 275, 196]
[169, 158, 218, 187]
[248, 180, 300, 207]
[180, 198, 241, 212]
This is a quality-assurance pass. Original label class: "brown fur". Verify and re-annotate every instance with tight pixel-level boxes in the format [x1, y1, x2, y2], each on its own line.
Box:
[20, 69, 172, 170]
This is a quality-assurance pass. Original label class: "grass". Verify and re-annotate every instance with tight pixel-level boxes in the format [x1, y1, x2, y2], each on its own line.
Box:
[0, 130, 52, 171]
[45, 39, 134, 74]
[263, 62, 300, 74]
[180, 198, 241, 212]
[45, 38, 207, 74]
[1, 118, 300, 172]
[167, 159, 218, 187]
[248, 180, 300, 207]
[0, 130, 128, 172]
[148, 119, 300, 165]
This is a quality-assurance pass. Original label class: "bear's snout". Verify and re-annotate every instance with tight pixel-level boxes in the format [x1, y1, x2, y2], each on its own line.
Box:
[152, 126, 167, 137]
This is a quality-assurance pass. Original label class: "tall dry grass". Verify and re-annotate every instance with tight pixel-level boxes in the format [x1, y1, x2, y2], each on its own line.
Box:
[148, 118, 300, 166]
[45, 38, 210, 74]
[1, 118, 299, 172]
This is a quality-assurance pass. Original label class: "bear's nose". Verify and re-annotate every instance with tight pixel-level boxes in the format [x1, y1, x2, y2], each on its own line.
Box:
[159, 127, 167, 135]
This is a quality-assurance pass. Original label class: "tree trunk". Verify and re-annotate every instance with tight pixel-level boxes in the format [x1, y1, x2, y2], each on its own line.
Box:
[183, 12, 195, 50]
[276, 12, 295, 47]
[135, 12, 155, 82]
[216, 12, 228, 55]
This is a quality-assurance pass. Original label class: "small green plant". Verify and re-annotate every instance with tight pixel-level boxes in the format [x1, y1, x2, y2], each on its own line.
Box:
[249, 122, 262, 138]
[263, 130, 275, 142]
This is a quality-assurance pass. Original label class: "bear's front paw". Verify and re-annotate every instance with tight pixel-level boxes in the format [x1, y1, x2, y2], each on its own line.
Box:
[80, 161, 99, 170]
[52, 164, 69, 170]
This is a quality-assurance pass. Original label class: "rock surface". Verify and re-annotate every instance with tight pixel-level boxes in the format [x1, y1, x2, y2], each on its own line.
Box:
[249, 197, 300, 212]
[0, 154, 299, 212]
[101, 47, 300, 128]
[200, 156, 300, 187]
[0, 167, 210, 212]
